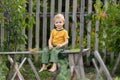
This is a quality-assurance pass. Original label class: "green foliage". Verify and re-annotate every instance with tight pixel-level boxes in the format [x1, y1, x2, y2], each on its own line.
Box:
[0, 0, 34, 51]
[57, 59, 70, 80]
[94, 0, 103, 20]
[0, 0, 35, 79]
[104, 4, 120, 53]
[114, 77, 120, 80]
[0, 56, 9, 80]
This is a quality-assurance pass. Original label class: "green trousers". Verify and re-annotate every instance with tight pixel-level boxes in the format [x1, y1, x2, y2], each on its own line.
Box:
[41, 47, 64, 64]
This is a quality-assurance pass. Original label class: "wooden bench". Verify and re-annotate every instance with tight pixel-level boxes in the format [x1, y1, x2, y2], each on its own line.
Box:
[0, 48, 89, 80]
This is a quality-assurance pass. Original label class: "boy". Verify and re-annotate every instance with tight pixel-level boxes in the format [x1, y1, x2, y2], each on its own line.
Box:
[39, 13, 69, 72]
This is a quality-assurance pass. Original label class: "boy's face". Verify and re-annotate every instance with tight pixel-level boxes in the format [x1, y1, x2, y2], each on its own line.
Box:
[54, 18, 64, 29]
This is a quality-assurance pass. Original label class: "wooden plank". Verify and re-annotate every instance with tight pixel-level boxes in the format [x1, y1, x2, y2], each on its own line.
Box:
[11, 58, 26, 80]
[94, 51, 113, 80]
[79, 0, 86, 79]
[95, 20, 99, 51]
[74, 54, 81, 79]
[86, 0, 92, 65]
[104, 0, 108, 9]
[112, 53, 120, 75]
[58, 0, 62, 13]
[68, 54, 75, 76]
[42, 0, 47, 48]
[72, 0, 77, 48]
[28, 0, 33, 49]
[1, 18, 4, 46]
[7, 56, 25, 80]
[39, 12, 88, 17]
[21, 28, 25, 51]
[50, 0, 55, 30]
[36, 0, 40, 48]
[65, 0, 69, 31]
[92, 58, 103, 80]
[102, 0, 108, 63]
[27, 58, 41, 80]
[0, 48, 89, 54]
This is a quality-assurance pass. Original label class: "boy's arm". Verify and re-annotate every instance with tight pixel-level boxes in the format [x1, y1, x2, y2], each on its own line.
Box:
[61, 38, 68, 46]
[57, 38, 68, 48]
[48, 37, 53, 49]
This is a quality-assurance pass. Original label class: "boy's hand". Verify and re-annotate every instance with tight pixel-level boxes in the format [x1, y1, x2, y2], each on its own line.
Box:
[49, 45, 53, 50]
[56, 44, 63, 48]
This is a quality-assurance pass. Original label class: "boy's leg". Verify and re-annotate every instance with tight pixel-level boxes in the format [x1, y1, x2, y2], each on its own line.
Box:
[39, 47, 50, 72]
[49, 47, 63, 72]
[50, 47, 63, 63]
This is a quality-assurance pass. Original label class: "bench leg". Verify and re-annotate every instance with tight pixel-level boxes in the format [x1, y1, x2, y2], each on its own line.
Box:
[11, 57, 26, 80]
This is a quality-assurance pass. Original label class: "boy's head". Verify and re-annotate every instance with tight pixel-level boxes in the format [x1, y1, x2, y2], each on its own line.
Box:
[54, 13, 65, 23]
[54, 14, 65, 29]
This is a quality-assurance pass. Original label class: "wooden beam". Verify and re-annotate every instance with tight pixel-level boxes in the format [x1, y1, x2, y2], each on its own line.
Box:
[27, 58, 41, 80]
[94, 51, 113, 80]
[0, 48, 89, 55]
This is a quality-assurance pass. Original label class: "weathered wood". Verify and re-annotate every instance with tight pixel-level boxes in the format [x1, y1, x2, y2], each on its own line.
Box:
[12, 58, 26, 80]
[27, 58, 41, 80]
[50, 0, 55, 30]
[39, 12, 88, 17]
[94, 51, 113, 80]
[102, 0, 108, 63]
[34, 0, 40, 62]
[113, 0, 117, 5]
[86, 0, 92, 65]
[0, 18, 4, 47]
[42, 0, 47, 48]
[0, 48, 89, 54]
[79, 0, 86, 79]
[104, 0, 108, 9]
[92, 58, 103, 80]
[68, 54, 75, 79]
[65, 0, 69, 31]
[72, 0, 77, 48]
[28, 0, 33, 49]
[58, 0, 62, 13]
[112, 53, 120, 75]
[95, 20, 99, 51]
[8, 56, 25, 80]
[36, 0, 40, 48]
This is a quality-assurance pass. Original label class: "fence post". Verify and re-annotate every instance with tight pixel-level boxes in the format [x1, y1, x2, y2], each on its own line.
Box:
[94, 51, 113, 80]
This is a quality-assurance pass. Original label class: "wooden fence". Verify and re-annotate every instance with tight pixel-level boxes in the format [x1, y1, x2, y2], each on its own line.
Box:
[0, 0, 102, 51]
[1, 0, 119, 80]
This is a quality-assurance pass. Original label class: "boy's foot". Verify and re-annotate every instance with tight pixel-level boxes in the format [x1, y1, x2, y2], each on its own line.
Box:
[39, 67, 47, 72]
[48, 66, 57, 72]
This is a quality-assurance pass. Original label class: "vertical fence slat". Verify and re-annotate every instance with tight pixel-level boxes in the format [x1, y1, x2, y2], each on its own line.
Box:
[21, 28, 25, 50]
[58, 0, 62, 13]
[65, 0, 69, 32]
[86, 0, 92, 65]
[79, 0, 86, 79]
[102, 0, 108, 62]
[72, 0, 77, 48]
[50, 0, 55, 30]
[36, 0, 40, 48]
[28, 0, 33, 49]
[42, 0, 47, 48]
[104, 0, 108, 9]
[95, 20, 99, 51]
[0, 19, 4, 47]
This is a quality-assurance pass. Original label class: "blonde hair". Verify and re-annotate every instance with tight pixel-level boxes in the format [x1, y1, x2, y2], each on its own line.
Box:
[54, 13, 65, 22]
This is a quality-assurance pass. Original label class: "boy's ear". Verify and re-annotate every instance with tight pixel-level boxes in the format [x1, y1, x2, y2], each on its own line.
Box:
[63, 20, 65, 24]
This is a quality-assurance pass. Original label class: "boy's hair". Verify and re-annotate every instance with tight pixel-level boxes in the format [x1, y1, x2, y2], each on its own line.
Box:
[54, 13, 65, 22]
